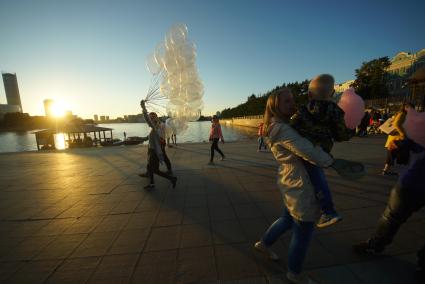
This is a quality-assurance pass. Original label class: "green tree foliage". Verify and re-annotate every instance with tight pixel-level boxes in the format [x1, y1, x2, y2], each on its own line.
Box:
[352, 57, 391, 100]
[220, 80, 310, 118]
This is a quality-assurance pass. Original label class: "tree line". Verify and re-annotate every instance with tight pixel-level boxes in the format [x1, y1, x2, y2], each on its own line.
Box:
[220, 56, 394, 118]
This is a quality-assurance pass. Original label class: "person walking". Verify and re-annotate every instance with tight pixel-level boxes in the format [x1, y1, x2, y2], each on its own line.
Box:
[139, 100, 177, 190]
[382, 103, 414, 175]
[257, 122, 267, 151]
[253, 88, 335, 283]
[208, 115, 225, 164]
[353, 141, 425, 281]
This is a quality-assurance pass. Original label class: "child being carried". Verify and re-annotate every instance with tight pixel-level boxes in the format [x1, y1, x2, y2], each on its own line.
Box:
[291, 74, 351, 228]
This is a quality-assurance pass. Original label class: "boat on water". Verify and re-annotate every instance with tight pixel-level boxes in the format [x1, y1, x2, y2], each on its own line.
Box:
[100, 136, 148, 146]
[123, 136, 148, 145]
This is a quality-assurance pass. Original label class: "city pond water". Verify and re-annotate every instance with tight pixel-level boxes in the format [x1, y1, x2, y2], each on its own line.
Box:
[0, 121, 257, 153]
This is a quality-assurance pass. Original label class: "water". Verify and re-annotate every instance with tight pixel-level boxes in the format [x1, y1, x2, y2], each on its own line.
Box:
[0, 121, 256, 153]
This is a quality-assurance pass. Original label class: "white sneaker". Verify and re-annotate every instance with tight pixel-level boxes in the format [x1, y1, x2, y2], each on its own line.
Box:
[220, 156, 225, 161]
[286, 271, 316, 284]
[254, 241, 279, 261]
[316, 213, 343, 228]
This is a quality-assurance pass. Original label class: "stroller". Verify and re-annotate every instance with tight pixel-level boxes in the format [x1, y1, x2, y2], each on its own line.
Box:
[368, 119, 383, 134]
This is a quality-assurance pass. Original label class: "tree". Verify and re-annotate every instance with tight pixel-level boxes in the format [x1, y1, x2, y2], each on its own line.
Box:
[352, 57, 391, 100]
[219, 79, 310, 118]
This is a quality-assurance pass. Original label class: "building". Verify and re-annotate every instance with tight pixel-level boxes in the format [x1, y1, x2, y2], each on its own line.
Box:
[2, 73, 22, 112]
[100, 116, 106, 121]
[43, 99, 55, 117]
[385, 48, 425, 96]
[105, 116, 109, 121]
[0, 104, 21, 119]
[334, 80, 355, 93]
[94, 115, 98, 122]
[334, 48, 425, 101]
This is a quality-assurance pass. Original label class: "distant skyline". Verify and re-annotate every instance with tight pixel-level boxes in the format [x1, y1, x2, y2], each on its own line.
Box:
[1, 0, 425, 118]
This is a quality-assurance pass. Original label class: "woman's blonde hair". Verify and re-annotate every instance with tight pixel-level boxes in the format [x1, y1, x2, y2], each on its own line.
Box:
[263, 88, 292, 136]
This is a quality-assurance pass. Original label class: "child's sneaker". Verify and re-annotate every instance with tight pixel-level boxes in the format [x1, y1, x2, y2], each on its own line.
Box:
[316, 213, 342, 228]
[254, 241, 280, 261]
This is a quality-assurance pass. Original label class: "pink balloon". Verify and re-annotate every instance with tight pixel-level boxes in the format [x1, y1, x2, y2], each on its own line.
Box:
[404, 108, 425, 147]
[337, 88, 365, 129]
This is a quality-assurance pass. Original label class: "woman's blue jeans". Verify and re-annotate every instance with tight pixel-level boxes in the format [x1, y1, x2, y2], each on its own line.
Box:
[261, 207, 315, 274]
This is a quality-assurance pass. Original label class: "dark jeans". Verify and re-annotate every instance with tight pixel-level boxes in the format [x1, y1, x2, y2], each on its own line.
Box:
[385, 149, 396, 166]
[147, 148, 174, 184]
[210, 138, 224, 162]
[160, 144, 172, 171]
[258, 137, 267, 150]
[370, 184, 425, 255]
[303, 161, 336, 215]
[261, 207, 315, 274]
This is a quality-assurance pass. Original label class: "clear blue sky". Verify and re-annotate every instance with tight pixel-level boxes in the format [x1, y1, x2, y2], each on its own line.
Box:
[1, 0, 424, 118]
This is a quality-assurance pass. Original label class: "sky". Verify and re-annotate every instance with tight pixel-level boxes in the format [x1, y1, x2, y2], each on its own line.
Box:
[1, 0, 425, 118]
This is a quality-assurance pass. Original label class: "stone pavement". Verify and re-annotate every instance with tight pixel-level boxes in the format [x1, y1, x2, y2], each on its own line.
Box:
[0, 136, 424, 284]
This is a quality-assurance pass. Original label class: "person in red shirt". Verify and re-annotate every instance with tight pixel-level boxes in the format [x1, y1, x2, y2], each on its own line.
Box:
[258, 122, 267, 151]
[208, 115, 225, 164]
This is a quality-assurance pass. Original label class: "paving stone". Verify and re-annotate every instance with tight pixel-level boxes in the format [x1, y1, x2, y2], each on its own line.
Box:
[63, 216, 102, 234]
[234, 204, 264, 219]
[123, 211, 157, 230]
[1, 235, 57, 261]
[176, 246, 217, 283]
[1, 138, 424, 283]
[132, 250, 178, 284]
[183, 206, 209, 224]
[71, 231, 118, 258]
[212, 220, 247, 244]
[215, 244, 260, 280]
[107, 228, 149, 254]
[35, 233, 87, 260]
[5, 259, 61, 284]
[145, 226, 182, 251]
[88, 254, 138, 283]
[93, 214, 130, 233]
[155, 209, 183, 226]
[180, 223, 212, 248]
[210, 206, 237, 221]
[307, 265, 363, 284]
[46, 256, 101, 283]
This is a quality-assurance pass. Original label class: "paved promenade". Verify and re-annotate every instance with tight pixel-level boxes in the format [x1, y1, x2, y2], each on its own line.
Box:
[0, 135, 424, 283]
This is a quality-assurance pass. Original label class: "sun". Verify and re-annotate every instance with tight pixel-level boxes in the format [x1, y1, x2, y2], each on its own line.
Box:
[51, 102, 66, 117]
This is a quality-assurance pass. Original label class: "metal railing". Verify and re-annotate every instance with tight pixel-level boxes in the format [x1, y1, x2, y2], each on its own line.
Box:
[231, 115, 264, 120]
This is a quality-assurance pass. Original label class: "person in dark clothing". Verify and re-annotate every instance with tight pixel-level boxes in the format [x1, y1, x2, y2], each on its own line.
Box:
[353, 142, 425, 281]
[139, 100, 177, 190]
[358, 111, 370, 137]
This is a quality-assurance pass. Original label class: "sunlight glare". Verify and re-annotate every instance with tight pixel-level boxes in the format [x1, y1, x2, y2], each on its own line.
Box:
[51, 102, 66, 117]
[54, 133, 66, 150]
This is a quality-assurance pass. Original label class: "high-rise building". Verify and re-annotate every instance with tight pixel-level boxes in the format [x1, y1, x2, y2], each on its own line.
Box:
[2, 73, 22, 112]
[94, 114, 99, 121]
[43, 99, 55, 117]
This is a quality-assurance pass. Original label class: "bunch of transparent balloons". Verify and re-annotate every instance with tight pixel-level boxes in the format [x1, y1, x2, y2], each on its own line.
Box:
[145, 24, 204, 133]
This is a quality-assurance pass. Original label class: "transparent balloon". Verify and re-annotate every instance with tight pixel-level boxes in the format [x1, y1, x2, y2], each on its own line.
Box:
[145, 23, 204, 134]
